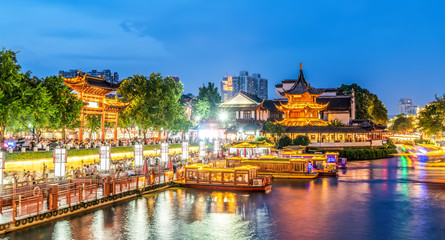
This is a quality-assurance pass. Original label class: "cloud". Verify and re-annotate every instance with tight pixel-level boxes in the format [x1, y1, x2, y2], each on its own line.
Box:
[0, 2, 168, 75]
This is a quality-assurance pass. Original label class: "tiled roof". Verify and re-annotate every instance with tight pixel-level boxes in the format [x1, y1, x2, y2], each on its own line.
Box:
[280, 69, 323, 96]
[317, 96, 352, 111]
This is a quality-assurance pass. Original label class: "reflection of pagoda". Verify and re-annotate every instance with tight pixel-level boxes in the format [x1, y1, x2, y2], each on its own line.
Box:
[62, 71, 129, 141]
[275, 63, 329, 126]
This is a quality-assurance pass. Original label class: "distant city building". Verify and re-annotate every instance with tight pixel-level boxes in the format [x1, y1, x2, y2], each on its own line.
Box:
[397, 98, 420, 115]
[59, 69, 119, 84]
[221, 76, 234, 102]
[221, 71, 268, 102]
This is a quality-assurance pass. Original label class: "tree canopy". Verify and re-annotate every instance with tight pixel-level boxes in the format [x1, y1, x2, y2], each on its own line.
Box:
[389, 114, 414, 133]
[0, 49, 25, 141]
[417, 100, 445, 136]
[193, 82, 221, 119]
[118, 73, 192, 138]
[338, 83, 388, 125]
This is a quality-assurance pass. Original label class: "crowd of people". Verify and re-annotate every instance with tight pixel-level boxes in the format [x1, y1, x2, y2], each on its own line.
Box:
[2, 136, 203, 152]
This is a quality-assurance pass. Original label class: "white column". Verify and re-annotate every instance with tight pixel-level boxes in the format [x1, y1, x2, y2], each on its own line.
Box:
[213, 140, 220, 155]
[182, 141, 189, 160]
[199, 141, 206, 158]
[161, 142, 169, 163]
[134, 144, 143, 166]
[54, 148, 67, 177]
[100, 145, 111, 171]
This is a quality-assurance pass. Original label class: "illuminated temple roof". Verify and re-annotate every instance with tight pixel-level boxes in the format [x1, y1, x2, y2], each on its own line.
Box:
[277, 63, 324, 97]
[61, 70, 120, 96]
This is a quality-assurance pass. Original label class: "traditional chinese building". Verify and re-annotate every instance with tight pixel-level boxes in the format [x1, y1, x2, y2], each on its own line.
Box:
[61, 71, 129, 141]
[275, 63, 329, 126]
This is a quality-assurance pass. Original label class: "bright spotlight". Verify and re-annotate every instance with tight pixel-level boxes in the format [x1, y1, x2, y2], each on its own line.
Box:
[219, 111, 228, 121]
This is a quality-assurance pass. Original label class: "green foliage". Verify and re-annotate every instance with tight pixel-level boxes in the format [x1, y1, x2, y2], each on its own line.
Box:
[193, 82, 221, 118]
[0, 48, 26, 141]
[338, 83, 388, 125]
[417, 103, 445, 135]
[85, 114, 101, 138]
[18, 73, 58, 142]
[254, 136, 267, 141]
[339, 148, 397, 160]
[263, 122, 286, 141]
[278, 135, 292, 149]
[42, 76, 83, 131]
[293, 135, 310, 146]
[118, 73, 192, 136]
[329, 119, 346, 127]
[390, 114, 414, 133]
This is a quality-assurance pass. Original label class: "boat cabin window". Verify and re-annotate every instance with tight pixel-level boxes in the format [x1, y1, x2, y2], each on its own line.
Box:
[236, 173, 248, 183]
[186, 170, 198, 181]
[200, 172, 209, 181]
[223, 173, 234, 182]
[211, 172, 222, 182]
[292, 162, 306, 172]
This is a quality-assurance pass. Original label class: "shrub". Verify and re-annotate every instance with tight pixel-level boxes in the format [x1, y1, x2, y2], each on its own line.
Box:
[278, 136, 292, 149]
[254, 136, 267, 142]
[293, 135, 310, 146]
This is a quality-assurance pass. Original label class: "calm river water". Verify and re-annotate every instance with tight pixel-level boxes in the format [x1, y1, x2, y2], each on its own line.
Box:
[2, 157, 445, 240]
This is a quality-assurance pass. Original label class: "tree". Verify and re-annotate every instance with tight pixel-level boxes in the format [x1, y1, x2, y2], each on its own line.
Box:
[85, 115, 101, 139]
[0, 48, 26, 141]
[118, 73, 192, 139]
[338, 83, 388, 125]
[194, 99, 211, 119]
[278, 135, 292, 149]
[17, 73, 57, 143]
[40, 75, 83, 140]
[417, 103, 445, 136]
[329, 119, 346, 127]
[193, 82, 221, 119]
[293, 135, 310, 146]
[263, 122, 286, 142]
[390, 114, 414, 133]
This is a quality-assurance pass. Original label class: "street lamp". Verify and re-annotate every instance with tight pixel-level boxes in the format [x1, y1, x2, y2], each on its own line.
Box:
[219, 111, 228, 122]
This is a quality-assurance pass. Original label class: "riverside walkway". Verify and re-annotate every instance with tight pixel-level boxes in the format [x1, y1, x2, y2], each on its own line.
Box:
[0, 169, 176, 234]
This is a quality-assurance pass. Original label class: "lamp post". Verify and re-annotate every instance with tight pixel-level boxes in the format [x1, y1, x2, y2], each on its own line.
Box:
[134, 143, 143, 166]
[161, 142, 169, 163]
[100, 145, 111, 171]
[182, 141, 189, 162]
[53, 148, 67, 177]
[199, 141, 206, 158]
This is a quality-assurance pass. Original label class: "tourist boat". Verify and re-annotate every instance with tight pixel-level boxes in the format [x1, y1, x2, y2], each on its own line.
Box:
[176, 164, 272, 193]
[222, 156, 319, 179]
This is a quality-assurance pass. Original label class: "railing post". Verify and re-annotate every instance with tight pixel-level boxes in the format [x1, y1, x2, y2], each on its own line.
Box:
[12, 200, 16, 221]
[37, 195, 40, 214]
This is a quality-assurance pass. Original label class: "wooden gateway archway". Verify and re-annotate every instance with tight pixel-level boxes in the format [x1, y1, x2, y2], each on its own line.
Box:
[62, 71, 129, 141]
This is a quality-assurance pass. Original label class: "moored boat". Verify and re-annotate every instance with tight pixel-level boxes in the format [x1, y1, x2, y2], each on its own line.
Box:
[176, 164, 272, 193]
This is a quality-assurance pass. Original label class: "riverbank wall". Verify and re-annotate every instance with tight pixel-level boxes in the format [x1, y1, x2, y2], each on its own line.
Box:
[0, 182, 172, 235]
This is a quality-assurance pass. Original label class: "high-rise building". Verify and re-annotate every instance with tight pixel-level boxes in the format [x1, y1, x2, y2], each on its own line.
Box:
[221, 76, 234, 102]
[59, 69, 120, 84]
[397, 98, 419, 115]
[221, 71, 268, 102]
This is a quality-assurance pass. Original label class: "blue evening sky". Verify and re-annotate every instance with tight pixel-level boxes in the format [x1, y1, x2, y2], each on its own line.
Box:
[1, 0, 445, 114]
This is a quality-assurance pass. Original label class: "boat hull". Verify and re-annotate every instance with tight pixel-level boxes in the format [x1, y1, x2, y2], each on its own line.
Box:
[177, 182, 272, 193]
[258, 172, 319, 179]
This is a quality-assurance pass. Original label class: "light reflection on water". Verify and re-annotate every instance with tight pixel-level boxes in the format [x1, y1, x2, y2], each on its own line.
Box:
[2, 157, 445, 240]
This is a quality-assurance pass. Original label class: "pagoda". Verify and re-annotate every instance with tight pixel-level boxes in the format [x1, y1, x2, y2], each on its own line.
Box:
[61, 71, 129, 141]
[275, 63, 329, 126]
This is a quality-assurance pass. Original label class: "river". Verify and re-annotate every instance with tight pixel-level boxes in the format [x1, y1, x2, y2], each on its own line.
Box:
[2, 157, 445, 240]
